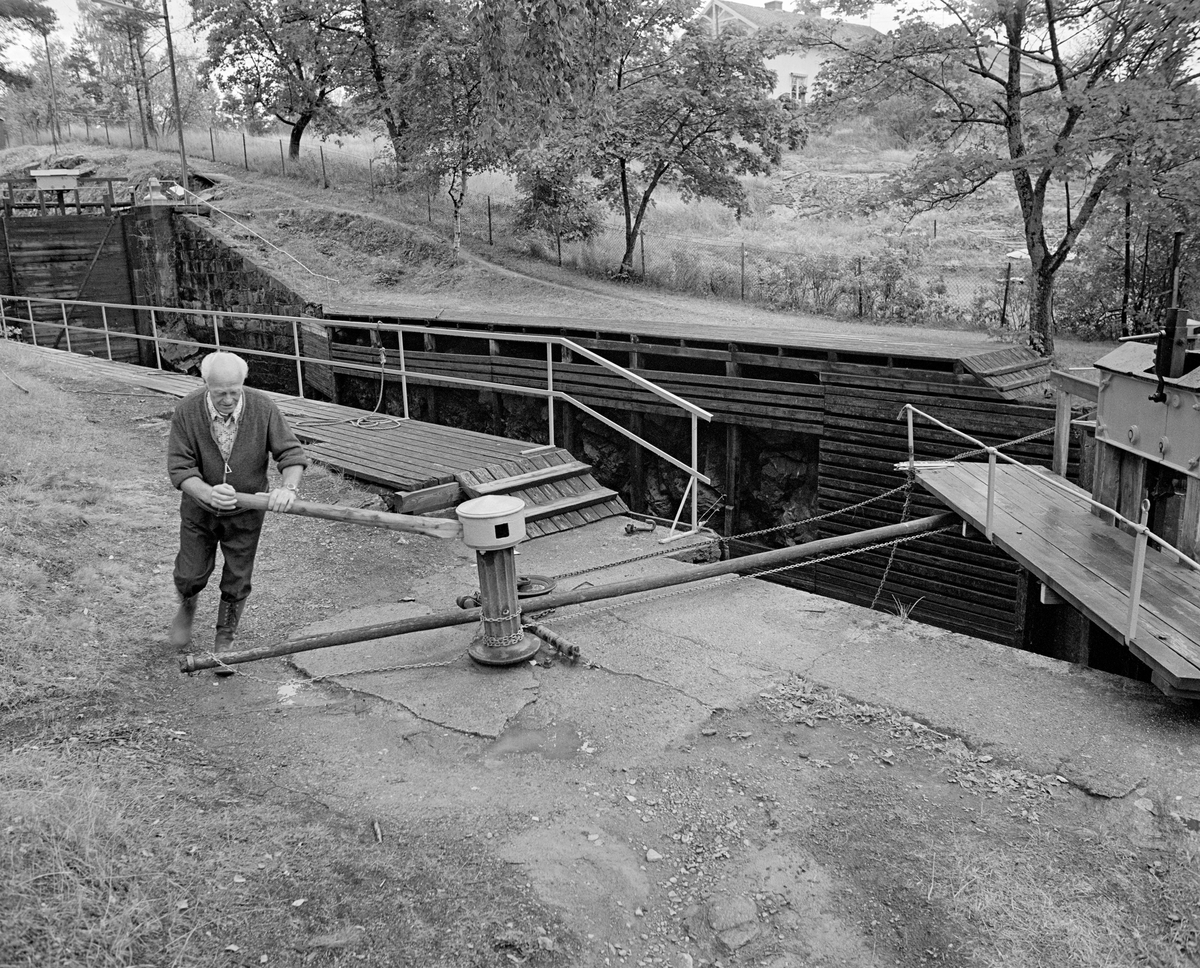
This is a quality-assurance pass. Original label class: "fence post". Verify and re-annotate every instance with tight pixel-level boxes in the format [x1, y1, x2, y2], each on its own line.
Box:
[242, 132, 248, 170]
[61, 302, 72, 353]
[279, 140, 286, 175]
[1000, 262, 1012, 328]
[210, 127, 216, 162]
[857, 257, 864, 317]
[557, 232, 562, 267]
[26, 298, 37, 347]
[487, 195, 493, 245]
[740, 243, 745, 300]
[640, 232, 646, 278]
[320, 146, 328, 188]
[104, 121, 110, 146]
[426, 192, 432, 223]
[127, 119, 133, 146]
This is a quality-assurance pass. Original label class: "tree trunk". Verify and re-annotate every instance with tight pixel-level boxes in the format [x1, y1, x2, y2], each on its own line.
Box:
[288, 114, 311, 160]
[448, 171, 466, 259]
[1029, 270, 1055, 358]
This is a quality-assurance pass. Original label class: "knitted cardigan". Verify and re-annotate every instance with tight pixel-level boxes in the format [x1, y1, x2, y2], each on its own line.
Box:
[168, 387, 309, 511]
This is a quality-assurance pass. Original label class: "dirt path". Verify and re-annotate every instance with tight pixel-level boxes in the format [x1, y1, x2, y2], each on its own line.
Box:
[3, 342, 1195, 968]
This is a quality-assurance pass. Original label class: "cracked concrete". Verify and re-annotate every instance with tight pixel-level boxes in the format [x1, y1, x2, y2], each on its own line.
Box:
[287, 518, 1200, 818]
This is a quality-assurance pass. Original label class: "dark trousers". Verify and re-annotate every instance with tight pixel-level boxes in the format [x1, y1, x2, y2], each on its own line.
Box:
[173, 498, 267, 604]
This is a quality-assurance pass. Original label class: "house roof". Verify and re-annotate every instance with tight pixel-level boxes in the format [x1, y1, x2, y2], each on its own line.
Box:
[704, 1, 881, 44]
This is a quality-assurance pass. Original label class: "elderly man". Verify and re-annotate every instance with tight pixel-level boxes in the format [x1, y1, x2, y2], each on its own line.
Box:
[167, 351, 309, 673]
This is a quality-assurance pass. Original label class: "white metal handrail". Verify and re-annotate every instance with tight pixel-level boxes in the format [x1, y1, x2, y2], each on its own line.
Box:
[900, 404, 1200, 645]
[0, 293, 713, 534]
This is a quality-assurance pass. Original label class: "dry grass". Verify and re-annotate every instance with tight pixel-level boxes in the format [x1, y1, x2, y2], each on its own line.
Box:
[940, 826, 1200, 968]
[0, 347, 580, 967]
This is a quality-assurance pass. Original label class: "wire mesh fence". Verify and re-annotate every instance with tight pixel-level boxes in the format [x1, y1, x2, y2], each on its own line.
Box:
[5, 114, 1044, 334]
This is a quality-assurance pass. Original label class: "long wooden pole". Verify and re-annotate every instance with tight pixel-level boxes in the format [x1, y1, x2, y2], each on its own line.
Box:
[179, 512, 954, 673]
[233, 492, 462, 540]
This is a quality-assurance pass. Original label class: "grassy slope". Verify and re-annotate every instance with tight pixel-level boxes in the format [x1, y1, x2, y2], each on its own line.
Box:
[0, 134, 1110, 371]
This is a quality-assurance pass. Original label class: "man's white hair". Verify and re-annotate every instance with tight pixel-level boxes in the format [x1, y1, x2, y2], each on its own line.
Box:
[200, 351, 249, 383]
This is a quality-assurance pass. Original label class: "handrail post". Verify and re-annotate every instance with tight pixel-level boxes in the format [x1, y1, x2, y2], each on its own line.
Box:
[546, 343, 556, 447]
[150, 308, 163, 370]
[212, 314, 221, 349]
[0, 297, 8, 340]
[1126, 498, 1151, 643]
[61, 302, 72, 353]
[906, 404, 915, 472]
[1052, 388, 1071, 476]
[101, 304, 112, 360]
[27, 298, 37, 346]
[985, 447, 997, 539]
[292, 318, 304, 398]
[397, 329, 409, 420]
[691, 413, 699, 532]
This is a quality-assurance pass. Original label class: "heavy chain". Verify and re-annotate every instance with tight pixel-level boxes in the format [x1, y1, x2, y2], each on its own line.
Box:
[531, 526, 956, 630]
[549, 479, 914, 583]
[947, 424, 1057, 463]
[481, 628, 527, 649]
[731, 479, 914, 543]
[870, 482, 914, 611]
[551, 538, 720, 581]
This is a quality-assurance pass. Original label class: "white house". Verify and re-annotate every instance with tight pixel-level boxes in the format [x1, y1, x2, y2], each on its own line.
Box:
[697, 0, 881, 102]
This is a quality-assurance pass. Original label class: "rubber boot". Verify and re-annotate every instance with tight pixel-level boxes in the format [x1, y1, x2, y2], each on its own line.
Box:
[213, 597, 246, 677]
[169, 594, 199, 651]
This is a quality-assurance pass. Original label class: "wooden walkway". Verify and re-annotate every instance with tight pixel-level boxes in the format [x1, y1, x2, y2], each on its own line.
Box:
[915, 461, 1200, 698]
[16, 346, 563, 493]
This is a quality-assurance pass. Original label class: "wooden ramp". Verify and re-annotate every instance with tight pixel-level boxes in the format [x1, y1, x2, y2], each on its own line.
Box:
[15, 346, 626, 534]
[914, 461, 1200, 698]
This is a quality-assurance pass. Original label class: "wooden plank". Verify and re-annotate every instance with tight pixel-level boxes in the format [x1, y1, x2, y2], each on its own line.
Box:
[393, 482, 465, 514]
[1050, 369, 1100, 402]
[525, 487, 621, 522]
[915, 464, 1200, 688]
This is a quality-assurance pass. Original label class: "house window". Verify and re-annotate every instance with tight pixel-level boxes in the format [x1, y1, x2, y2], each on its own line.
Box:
[790, 74, 808, 101]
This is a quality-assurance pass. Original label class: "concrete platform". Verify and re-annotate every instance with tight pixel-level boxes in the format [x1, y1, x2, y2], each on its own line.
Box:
[288, 517, 1200, 819]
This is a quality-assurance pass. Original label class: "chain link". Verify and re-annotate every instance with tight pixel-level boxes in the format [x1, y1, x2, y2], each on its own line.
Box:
[481, 628, 527, 649]
[549, 479, 914, 583]
[870, 483, 914, 611]
[531, 526, 956, 631]
[946, 424, 1057, 463]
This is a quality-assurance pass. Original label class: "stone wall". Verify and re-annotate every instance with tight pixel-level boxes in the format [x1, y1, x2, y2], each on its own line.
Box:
[124, 209, 331, 396]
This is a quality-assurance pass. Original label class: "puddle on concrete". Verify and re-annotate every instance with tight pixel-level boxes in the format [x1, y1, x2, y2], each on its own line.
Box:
[483, 723, 584, 764]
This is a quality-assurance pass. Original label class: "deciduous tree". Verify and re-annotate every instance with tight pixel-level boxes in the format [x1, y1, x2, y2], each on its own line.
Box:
[392, 0, 497, 255]
[815, 0, 1200, 357]
[191, 0, 358, 158]
[474, 0, 799, 274]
